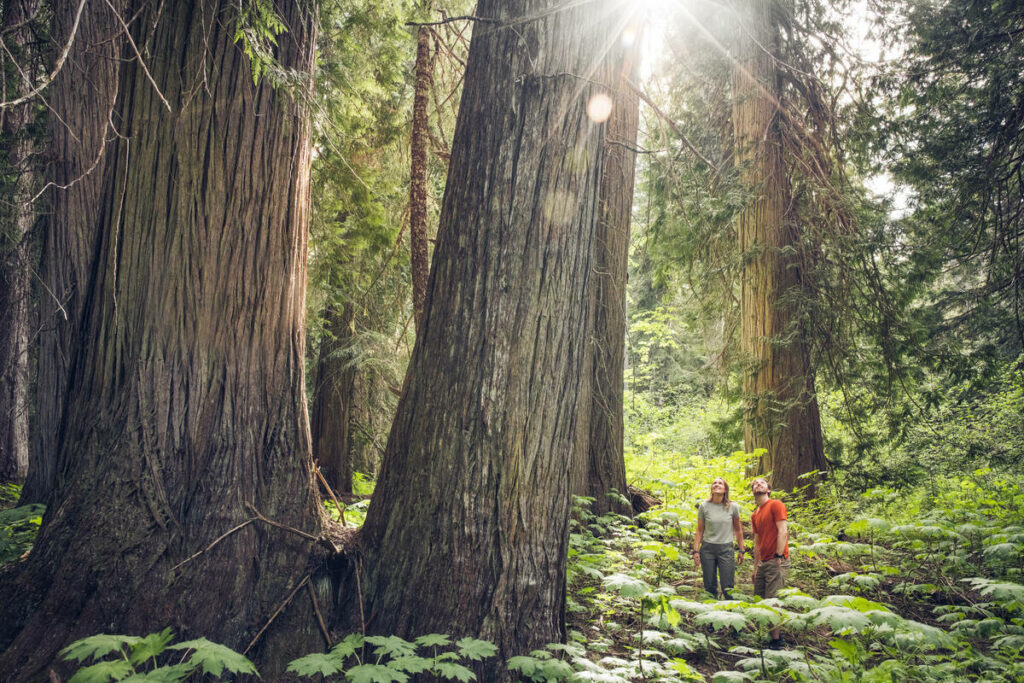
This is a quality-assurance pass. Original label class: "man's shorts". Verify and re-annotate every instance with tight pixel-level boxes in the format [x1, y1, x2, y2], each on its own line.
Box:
[754, 557, 790, 598]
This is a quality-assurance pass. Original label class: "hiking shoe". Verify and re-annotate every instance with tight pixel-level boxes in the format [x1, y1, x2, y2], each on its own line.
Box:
[767, 638, 786, 650]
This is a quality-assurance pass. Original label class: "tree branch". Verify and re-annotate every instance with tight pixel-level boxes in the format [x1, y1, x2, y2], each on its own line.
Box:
[0, 0, 86, 110]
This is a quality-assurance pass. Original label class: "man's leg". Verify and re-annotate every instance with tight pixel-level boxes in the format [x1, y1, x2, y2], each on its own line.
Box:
[763, 559, 790, 644]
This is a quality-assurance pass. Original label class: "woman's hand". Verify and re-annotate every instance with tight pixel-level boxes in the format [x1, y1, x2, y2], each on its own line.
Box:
[736, 550, 744, 566]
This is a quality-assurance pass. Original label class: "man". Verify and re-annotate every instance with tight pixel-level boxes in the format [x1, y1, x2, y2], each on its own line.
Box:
[750, 477, 789, 649]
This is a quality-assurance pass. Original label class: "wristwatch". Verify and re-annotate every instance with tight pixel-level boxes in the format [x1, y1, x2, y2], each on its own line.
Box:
[773, 553, 784, 559]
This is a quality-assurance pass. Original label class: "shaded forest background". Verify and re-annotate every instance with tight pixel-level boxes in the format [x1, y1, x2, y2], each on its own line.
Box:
[0, 0, 1022, 681]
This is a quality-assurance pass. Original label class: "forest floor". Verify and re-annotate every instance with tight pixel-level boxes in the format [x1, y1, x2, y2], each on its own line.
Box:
[4, 456, 1024, 681]
[554, 450, 1024, 682]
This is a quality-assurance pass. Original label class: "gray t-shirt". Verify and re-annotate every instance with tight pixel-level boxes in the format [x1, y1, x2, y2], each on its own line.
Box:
[698, 500, 740, 545]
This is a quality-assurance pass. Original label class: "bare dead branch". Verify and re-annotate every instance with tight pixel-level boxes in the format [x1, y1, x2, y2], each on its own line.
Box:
[0, 0, 86, 109]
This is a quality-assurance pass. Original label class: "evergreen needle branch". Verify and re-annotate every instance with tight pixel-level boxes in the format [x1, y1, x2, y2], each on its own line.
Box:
[243, 574, 311, 654]
[627, 79, 719, 177]
[0, 0, 86, 110]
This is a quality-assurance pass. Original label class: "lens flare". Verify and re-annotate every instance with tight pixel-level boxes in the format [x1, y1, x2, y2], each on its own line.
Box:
[586, 93, 613, 123]
[621, 26, 637, 48]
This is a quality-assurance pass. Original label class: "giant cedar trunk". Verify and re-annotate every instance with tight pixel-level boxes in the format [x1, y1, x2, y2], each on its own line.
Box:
[732, 0, 825, 492]
[0, 0, 40, 485]
[310, 303, 357, 495]
[0, 2, 322, 679]
[571, 31, 640, 517]
[19, 1, 123, 504]
[356, 0, 616, 673]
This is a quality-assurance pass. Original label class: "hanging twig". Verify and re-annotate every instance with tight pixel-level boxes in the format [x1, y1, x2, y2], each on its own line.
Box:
[0, 0, 86, 109]
[405, 16, 496, 28]
[315, 466, 346, 525]
[245, 502, 320, 542]
[307, 581, 332, 648]
[170, 518, 257, 572]
[103, 0, 171, 112]
[243, 575, 311, 654]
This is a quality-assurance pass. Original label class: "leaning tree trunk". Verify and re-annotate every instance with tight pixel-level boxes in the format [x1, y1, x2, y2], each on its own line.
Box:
[409, 25, 432, 332]
[571, 27, 641, 517]
[0, 0, 40, 486]
[19, 0, 123, 504]
[355, 0, 618, 675]
[732, 0, 825, 492]
[310, 303, 357, 495]
[0, 2, 322, 679]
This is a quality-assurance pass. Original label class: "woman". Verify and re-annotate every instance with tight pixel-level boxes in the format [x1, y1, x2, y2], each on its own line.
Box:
[691, 477, 744, 599]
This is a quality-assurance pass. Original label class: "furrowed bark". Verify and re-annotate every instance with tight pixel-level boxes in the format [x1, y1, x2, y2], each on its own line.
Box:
[0, 2, 322, 679]
[19, 0, 123, 504]
[0, 0, 40, 486]
[356, 0, 618, 676]
[571, 25, 640, 517]
[732, 0, 825, 492]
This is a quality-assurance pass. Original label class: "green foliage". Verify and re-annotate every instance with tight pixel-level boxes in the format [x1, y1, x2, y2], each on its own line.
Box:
[286, 632, 494, 681]
[60, 629, 257, 683]
[0, 484, 43, 566]
[231, 0, 294, 87]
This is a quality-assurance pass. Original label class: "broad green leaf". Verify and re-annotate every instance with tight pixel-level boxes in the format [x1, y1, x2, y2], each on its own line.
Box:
[537, 658, 574, 680]
[507, 655, 542, 677]
[821, 595, 888, 612]
[862, 659, 907, 683]
[129, 628, 174, 666]
[668, 657, 703, 681]
[455, 637, 497, 661]
[711, 671, 753, 682]
[573, 671, 627, 682]
[544, 642, 585, 657]
[286, 652, 345, 677]
[865, 610, 904, 628]
[331, 632, 366, 658]
[983, 543, 1020, 560]
[802, 606, 873, 633]
[434, 661, 476, 682]
[169, 638, 258, 677]
[68, 660, 134, 683]
[669, 599, 712, 614]
[829, 638, 861, 664]
[62, 635, 142, 663]
[118, 664, 192, 683]
[603, 573, 650, 599]
[780, 594, 820, 610]
[414, 633, 451, 648]
[388, 656, 431, 673]
[695, 610, 748, 632]
[995, 634, 1024, 650]
[346, 663, 409, 683]
[365, 634, 417, 659]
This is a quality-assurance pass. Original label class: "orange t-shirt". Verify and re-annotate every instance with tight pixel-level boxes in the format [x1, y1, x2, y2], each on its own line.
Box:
[751, 498, 788, 561]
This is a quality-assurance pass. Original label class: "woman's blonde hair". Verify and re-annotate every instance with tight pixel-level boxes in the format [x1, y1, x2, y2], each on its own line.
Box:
[706, 477, 731, 508]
